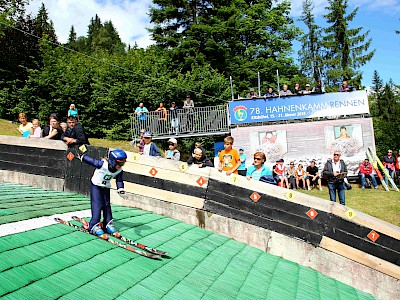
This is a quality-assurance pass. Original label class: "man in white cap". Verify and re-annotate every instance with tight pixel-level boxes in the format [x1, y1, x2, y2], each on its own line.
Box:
[303, 84, 312, 95]
[165, 138, 180, 161]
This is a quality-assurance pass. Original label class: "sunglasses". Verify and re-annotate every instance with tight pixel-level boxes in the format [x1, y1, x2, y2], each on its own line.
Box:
[290, 164, 294, 165]
[334, 153, 341, 156]
[144, 137, 151, 139]
[254, 157, 262, 161]
[388, 152, 392, 153]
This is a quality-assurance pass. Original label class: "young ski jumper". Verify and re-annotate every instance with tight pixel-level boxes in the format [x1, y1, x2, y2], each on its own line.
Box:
[78, 149, 127, 236]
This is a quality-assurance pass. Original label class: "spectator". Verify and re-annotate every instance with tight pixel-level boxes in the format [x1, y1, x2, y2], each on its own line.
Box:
[303, 84, 312, 95]
[68, 104, 78, 120]
[193, 141, 206, 157]
[31, 119, 42, 138]
[263, 87, 277, 98]
[294, 83, 303, 95]
[165, 138, 180, 161]
[62, 116, 90, 146]
[135, 102, 148, 132]
[306, 160, 323, 191]
[246, 152, 271, 181]
[17, 113, 34, 137]
[183, 95, 194, 132]
[43, 116, 63, 140]
[312, 80, 324, 94]
[218, 136, 241, 176]
[359, 158, 378, 189]
[246, 88, 258, 99]
[187, 148, 213, 168]
[274, 158, 289, 188]
[169, 102, 179, 134]
[140, 132, 161, 157]
[339, 80, 354, 92]
[238, 147, 247, 176]
[279, 84, 292, 97]
[323, 151, 348, 205]
[295, 164, 307, 190]
[396, 150, 400, 186]
[382, 149, 396, 186]
[287, 162, 297, 189]
[60, 122, 67, 133]
[214, 149, 222, 169]
[155, 102, 167, 133]
[138, 129, 146, 153]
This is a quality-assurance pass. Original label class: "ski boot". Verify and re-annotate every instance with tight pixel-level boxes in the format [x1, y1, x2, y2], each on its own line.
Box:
[105, 220, 121, 238]
[90, 223, 108, 240]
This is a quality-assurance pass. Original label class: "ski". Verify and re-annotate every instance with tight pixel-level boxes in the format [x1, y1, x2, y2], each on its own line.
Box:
[367, 147, 399, 191]
[72, 216, 168, 256]
[54, 218, 161, 259]
[366, 148, 389, 191]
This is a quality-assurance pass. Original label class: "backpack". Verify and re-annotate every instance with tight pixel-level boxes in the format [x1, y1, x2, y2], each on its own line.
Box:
[364, 177, 372, 188]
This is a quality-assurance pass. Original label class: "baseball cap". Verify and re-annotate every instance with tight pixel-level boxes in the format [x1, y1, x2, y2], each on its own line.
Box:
[305, 84, 310, 87]
[239, 147, 244, 151]
[277, 158, 284, 163]
[168, 138, 177, 145]
[171, 101, 176, 104]
[143, 132, 152, 138]
[186, 95, 190, 98]
[250, 88, 254, 92]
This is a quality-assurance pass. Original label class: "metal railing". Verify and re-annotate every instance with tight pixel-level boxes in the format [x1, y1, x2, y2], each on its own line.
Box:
[130, 105, 230, 140]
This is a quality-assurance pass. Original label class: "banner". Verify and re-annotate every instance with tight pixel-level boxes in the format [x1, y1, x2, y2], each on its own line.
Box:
[231, 118, 375, 177]
[229, 91, 369, 125]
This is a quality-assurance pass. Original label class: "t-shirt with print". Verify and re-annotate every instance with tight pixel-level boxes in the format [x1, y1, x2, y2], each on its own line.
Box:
[219, 148, 240, 174]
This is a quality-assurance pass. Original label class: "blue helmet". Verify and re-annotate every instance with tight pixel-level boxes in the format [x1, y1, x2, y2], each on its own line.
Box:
[108, 149, 127, 168]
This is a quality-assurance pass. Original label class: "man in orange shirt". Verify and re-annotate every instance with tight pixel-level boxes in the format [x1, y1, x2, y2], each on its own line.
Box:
[218, 136, 241, 176]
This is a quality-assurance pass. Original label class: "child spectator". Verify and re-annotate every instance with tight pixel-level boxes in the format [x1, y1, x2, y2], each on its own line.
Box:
[274, 159, 289, 188]
[246, 152, 271, 181]
[295, 164, 306, 190]
[60, 122, 67, 133]
[17, 113, 34, 137]
[138, 129, 146, 153]
[187, 148, 213, 168]
[76, 149, 127, 237]
[68, 104, 78, 119]
[165, 138, 180, 161]
[193, 141, 206, 157]
[214, 149, 221, 169]
[31, 119, 42, 138]
[287, 162, 297, 189]
[141, 132, 161, 157]
[238, 147, 247, 176]
[218, 136, 241, 175]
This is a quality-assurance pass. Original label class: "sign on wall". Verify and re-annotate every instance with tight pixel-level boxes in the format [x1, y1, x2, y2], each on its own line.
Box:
[229, 91, 369, 125]
[231, 118, 375, 176]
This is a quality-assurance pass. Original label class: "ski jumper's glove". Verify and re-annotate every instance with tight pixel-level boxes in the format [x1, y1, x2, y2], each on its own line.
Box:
[75, 150, 85, 162]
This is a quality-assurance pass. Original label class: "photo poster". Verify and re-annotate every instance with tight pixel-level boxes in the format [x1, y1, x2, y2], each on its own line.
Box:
[231, 118, 375, 176]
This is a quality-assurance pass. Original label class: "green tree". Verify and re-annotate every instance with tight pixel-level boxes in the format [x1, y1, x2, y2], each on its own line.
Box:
[298, 0, 324, 84]
[323, 0, 375, 88]
[92, 20, 125, 54]
[34, 3, 57, 42]
[149, 0, 301, 93]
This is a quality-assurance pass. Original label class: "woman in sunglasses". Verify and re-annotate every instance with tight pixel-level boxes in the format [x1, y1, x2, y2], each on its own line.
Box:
[246, 152, 271, 181]
[76, 149, 127, 238]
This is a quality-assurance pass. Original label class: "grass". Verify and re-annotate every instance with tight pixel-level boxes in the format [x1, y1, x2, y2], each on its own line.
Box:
[1, 118, 399, 226]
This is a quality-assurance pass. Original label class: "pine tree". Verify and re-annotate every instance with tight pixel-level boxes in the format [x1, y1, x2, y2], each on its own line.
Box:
[67, 25, 77, 44]
[323, 0, 374, 87]
[148, 0, 301, 92]
[298, 0, 324, 83]
[34, 3, 57, 43]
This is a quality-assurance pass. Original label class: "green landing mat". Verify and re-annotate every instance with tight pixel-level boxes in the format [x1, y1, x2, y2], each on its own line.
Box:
[0, 182, 374, 299]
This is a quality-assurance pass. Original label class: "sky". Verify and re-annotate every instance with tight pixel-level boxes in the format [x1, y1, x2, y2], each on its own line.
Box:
[25, 0, 400, 87]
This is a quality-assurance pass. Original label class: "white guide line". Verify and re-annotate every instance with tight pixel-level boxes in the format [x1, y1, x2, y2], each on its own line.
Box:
[0, 209, 92, 237]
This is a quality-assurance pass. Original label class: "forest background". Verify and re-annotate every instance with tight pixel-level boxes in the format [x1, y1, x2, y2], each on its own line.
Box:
[0, 0, 399, 158]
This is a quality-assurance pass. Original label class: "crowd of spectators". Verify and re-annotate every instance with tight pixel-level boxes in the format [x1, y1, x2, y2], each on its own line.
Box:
[244, 80, 355, 100]
[16, 104, 90, 146]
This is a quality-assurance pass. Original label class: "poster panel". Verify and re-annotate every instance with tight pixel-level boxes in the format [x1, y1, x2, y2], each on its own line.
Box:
[231, 118, 375, 177]
[229, 91, 369, 125]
